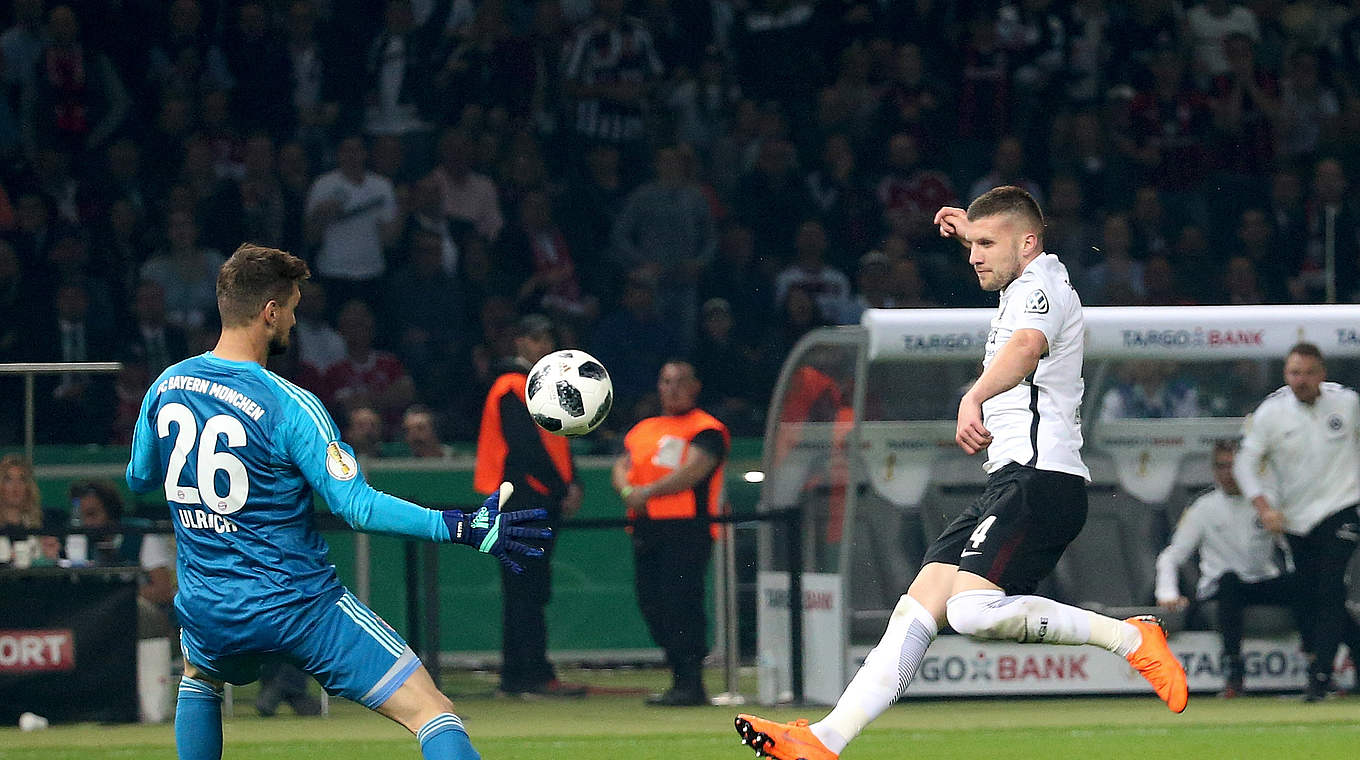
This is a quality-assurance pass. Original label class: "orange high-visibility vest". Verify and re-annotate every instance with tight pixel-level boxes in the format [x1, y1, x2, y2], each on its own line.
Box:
[474, 371, 573, 496]
[623, 408, 728, 524]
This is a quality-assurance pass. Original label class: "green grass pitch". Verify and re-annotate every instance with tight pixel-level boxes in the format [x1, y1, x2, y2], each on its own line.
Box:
[4, 669, 1358, 760]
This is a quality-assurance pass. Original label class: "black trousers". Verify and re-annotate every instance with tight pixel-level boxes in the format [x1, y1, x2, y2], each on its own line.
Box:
[498, 514, 558, 691]
[1211, 572, 1306, 662]
[632, 519, 712, 687]
[1286, 505, 1360, 683]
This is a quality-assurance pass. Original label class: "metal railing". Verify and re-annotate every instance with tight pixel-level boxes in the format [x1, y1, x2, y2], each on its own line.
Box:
[0, 362, 123, 463]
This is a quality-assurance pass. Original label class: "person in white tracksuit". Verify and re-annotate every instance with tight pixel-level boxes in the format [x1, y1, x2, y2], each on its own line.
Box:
[1235, 342, 1360, 700]
[1155, 439, 1302, 696]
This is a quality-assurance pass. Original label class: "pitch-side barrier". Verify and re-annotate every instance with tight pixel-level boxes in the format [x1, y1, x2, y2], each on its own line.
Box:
[3, 505, 815, 705]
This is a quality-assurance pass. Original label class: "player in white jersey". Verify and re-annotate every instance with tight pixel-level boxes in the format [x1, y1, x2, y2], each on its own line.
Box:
[1156, 440, 1301, 697]
[1234, 342, 1360, 700]
[735, 187, 1187, 760]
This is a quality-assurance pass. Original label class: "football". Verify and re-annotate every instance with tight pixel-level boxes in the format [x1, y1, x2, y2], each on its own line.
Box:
[525, 349, 613, 436]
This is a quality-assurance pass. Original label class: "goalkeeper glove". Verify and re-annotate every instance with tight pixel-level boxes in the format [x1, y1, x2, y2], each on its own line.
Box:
[442, 482, 553, 573]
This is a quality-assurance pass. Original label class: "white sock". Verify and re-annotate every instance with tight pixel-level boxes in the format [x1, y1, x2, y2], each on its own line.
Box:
[1089, 613, 1143, 657]
[945, 589, 1141, 656]
[811, 594, 937, 754]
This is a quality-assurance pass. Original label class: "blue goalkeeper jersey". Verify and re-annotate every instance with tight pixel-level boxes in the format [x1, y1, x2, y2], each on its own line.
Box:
[126, 352, 449, 658]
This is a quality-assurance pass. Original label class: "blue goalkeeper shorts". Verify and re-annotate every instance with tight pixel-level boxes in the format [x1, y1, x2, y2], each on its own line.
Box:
[180, 589, 421, 709]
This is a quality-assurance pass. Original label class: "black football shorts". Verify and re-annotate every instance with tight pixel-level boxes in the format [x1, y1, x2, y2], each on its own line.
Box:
[921, 462, 1088, 595]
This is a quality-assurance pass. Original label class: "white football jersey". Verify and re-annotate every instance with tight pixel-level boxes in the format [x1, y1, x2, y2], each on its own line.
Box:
[1235, 382, 1360, 535]
[1155, 488, 1284, 602]
[981, 253, 1090, 480]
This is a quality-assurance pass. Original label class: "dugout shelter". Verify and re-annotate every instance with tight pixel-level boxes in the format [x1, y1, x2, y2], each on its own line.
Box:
[755, 305, 1360, 703]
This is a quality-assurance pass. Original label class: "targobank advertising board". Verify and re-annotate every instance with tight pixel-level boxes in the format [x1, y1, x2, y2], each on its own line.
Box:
[864, 305, 1360, 362]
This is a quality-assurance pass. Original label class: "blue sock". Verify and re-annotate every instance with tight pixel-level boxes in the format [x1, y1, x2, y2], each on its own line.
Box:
[418, 713, 479, 760]
[175, 676, 223, 760]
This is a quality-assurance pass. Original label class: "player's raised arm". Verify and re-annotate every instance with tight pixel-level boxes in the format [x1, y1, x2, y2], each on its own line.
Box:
[934, 206, 972, 248]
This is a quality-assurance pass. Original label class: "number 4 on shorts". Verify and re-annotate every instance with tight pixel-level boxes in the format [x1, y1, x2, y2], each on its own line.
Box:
[968, 515, 997, 550]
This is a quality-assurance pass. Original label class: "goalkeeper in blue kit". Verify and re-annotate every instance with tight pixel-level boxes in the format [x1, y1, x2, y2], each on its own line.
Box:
[126, 244, 550, 760]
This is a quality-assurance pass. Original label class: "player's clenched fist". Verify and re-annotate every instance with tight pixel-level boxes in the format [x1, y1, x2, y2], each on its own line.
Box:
[934, 206, 970, 241]
[955, 393, 992, 455]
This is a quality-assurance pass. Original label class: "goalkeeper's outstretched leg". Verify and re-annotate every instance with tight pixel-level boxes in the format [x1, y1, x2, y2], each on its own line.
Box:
[377, 666, 480, 760]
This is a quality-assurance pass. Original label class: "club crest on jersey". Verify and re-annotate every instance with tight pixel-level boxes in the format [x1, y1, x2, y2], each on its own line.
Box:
[1024, 289, 1049, 314]
[326, 442, 357, 481]
[1328, 413, 1345, 432]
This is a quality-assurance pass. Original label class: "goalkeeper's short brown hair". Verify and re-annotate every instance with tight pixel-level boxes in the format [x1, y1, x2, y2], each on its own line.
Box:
[216, 243, 310, 328]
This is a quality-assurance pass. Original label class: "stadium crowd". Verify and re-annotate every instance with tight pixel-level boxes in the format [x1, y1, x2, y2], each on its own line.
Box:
[3, 0, 1360, 447]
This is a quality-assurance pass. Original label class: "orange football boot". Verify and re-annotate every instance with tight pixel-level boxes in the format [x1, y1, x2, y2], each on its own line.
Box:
[1124, 615, 1189, 713]
[734, 714, 839, 760]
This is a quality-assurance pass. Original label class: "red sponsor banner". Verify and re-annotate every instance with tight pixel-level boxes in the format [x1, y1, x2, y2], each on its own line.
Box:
[0, 629, 75, 673]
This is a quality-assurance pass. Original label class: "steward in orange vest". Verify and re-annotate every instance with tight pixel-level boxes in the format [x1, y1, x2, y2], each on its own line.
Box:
[612, 360, 728, 706]
[474, 314, 584, 697]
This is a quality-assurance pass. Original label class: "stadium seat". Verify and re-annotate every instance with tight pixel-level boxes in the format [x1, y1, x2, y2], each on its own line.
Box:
[1051, 486, 1159, 614]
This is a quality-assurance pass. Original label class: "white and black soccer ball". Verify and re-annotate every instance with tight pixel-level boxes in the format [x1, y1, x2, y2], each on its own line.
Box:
[525, 349, 613, 436]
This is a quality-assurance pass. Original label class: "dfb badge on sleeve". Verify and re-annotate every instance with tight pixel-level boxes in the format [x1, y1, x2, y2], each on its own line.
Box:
[1024, 289, 1049, 314]
[325, 442, 358, 481]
